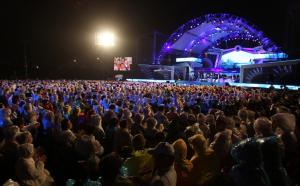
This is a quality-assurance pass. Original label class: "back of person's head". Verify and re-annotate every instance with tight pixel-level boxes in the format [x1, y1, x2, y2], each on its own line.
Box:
[44, 111, 54, 121]
[133, 134, 146, 149]
[119, 119, 128, 129]
[84, 124, 96, 135]
[157, 106, 164, 112]
[154, 132, 166, 143]
[71, 161, 90, 186]
[194, 105, 201, 113]
[123, 108, 132, 118]
[188, 114, 197, 125]
[12, 98, 19, 104]
[109, 104, 116, 110]
[98, 152, 123, 182]
[61, 119, 70, 130]
[4, 126, 20, 141]
[133, 105, 140, 113]
[199, 172, 236, 186]
[170, 106, 177, 112]
[146, 117, 157, 129]
[42, 99, 48, 105]
[212, 103, 217, 109]
[120, 146, 134, 158]
[143, 106, 151, 115]
[183, 105, 189, 112]
[72, 106, 81, 115]
[129, 104, 134, 111]
[13, 117, 25, 128]
[84, 107, 91, 115]
[254, 117, 273, 136]
[108, 118, 119, 128]
[116, 100, 122, 107]
[63, 105, 71, 114]
[135, 113, 144, 125]
[15, 131, 31, 145]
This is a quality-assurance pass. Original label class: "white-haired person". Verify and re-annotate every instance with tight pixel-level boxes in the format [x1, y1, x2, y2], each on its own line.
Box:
[15, 143, 54, 186]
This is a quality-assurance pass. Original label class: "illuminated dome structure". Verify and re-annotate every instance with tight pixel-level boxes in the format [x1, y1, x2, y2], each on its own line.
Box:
[156, 13, 282, 65]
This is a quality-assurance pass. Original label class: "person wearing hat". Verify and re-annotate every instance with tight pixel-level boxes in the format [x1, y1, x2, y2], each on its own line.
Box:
[145, 142, 177, 186]
[208, 115, 233, 169]
[184, 114, 203, 139]
[127, 142, 177, 186]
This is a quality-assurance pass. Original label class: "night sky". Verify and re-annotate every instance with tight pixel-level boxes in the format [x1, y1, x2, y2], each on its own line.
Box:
[0, 0, 299, 70]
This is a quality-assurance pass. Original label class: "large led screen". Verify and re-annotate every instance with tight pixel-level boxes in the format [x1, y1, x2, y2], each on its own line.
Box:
[114, 57, 132, 71]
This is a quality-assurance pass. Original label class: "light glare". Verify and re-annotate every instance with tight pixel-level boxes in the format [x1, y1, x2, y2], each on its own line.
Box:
[95, 33, 114, 46]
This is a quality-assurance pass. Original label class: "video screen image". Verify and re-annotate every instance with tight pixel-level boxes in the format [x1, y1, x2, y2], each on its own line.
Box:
[114, 57, 132, 71]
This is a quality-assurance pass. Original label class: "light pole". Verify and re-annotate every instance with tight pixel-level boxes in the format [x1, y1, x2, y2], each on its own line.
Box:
[21, 40, 29, 79]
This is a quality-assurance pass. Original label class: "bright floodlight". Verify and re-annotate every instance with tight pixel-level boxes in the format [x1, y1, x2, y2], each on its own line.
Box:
[95, 33, 114, 46]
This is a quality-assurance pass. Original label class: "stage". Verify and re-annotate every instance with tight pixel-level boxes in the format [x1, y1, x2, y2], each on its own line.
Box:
[126, 79, 300, 90]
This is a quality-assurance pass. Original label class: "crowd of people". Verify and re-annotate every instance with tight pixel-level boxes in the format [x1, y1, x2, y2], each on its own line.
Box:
[0, 79, 299, 186]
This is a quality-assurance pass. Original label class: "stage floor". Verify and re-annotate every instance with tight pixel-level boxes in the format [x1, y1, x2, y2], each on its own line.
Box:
[126, 79, 300, 90]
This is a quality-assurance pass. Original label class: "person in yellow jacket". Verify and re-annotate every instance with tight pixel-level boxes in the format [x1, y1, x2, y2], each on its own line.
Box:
[123, 134, 155, 181]
[172, 139, 196, 186]
[188, 134, 220, 184]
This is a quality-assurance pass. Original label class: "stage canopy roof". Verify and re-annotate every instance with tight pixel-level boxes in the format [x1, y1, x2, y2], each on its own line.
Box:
[156, 13, 281, 64]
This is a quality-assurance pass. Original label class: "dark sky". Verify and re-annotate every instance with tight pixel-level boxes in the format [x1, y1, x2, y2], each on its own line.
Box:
[0, 0, 298, 67]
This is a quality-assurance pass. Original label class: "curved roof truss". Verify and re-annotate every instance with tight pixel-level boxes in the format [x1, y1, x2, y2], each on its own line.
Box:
[156, 13, 281, 64]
